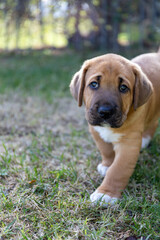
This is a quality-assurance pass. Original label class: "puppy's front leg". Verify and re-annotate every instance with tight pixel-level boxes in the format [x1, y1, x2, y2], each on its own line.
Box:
[90, 126, 115, 177]
[90, 133, 142, 207]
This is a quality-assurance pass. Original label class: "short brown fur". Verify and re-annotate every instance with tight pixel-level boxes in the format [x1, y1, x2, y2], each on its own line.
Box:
[70, 51, 160, 199]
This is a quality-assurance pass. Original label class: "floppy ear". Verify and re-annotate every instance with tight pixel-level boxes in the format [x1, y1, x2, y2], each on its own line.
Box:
[70, 61, 89, 107]
[132, 64, 153, 110]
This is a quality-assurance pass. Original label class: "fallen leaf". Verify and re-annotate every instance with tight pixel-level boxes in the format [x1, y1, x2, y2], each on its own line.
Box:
[28, 179, 36, 184]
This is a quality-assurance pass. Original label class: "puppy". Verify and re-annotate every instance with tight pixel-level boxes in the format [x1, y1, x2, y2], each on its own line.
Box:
[70, 50, 160, 207]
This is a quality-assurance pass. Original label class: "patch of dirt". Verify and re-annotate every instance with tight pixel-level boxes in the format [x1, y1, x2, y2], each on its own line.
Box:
[0, 94, 87, 153]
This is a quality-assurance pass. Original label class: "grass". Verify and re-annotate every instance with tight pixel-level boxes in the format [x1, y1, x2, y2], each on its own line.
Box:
[0, 50, 159, 240]
[0, 50, 84, 101]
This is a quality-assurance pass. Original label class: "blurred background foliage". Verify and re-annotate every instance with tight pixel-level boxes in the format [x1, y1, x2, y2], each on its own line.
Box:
[0, 0, 159, 100]
[0, 0, 159, 53]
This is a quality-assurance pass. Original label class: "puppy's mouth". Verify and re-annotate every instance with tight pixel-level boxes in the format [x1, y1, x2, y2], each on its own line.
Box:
[86, 105, 126, 128]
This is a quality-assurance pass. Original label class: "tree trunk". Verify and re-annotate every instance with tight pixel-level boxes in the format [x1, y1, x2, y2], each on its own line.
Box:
[99, 0, 108, 50]
[38, 0, 44, 45]
[4, 0, 9, 50]
[139, 0, 145, 50]
[112, 0, 120, 53]
[74, 1, 83, 50]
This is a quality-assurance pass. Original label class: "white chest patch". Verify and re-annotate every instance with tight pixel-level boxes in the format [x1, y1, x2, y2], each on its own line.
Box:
[93, 126, 123, 143]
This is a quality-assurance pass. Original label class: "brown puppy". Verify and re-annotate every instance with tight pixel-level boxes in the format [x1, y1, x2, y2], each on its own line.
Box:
[70, 50, 160, 206]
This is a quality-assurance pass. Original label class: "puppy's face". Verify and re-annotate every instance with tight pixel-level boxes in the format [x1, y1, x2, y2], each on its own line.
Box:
[70, 54, 153, 128]
[83, 57, 134, 128]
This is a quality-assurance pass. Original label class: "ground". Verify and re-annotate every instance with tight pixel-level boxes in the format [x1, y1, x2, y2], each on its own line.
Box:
[0, 51, 159, 240]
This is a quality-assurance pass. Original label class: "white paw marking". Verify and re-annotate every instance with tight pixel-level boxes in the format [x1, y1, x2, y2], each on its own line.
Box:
[90, 190, 118, 207]
[93, 126, 123, 143]
[97, 163, 109, 177]
[141, 136, 151, 149]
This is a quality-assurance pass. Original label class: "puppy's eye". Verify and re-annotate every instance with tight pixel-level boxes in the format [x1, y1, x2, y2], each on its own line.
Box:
[119, 84, 129, 93]
[89, 81, 99, 89]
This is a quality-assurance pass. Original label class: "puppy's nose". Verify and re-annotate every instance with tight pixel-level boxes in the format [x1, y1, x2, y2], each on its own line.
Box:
[98, 105, 115, 118]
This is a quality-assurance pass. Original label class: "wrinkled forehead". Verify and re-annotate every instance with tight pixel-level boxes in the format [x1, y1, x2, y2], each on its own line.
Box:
[85, 55, 135, 82]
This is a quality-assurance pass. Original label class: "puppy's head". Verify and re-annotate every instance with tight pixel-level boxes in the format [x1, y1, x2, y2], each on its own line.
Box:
[70, 54, 153, 128]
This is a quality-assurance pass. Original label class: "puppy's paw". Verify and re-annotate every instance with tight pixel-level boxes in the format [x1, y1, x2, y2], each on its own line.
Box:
[90, 190, 118, 207]
[97, 163, 109, 177]
[141, 136, 151, 149]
